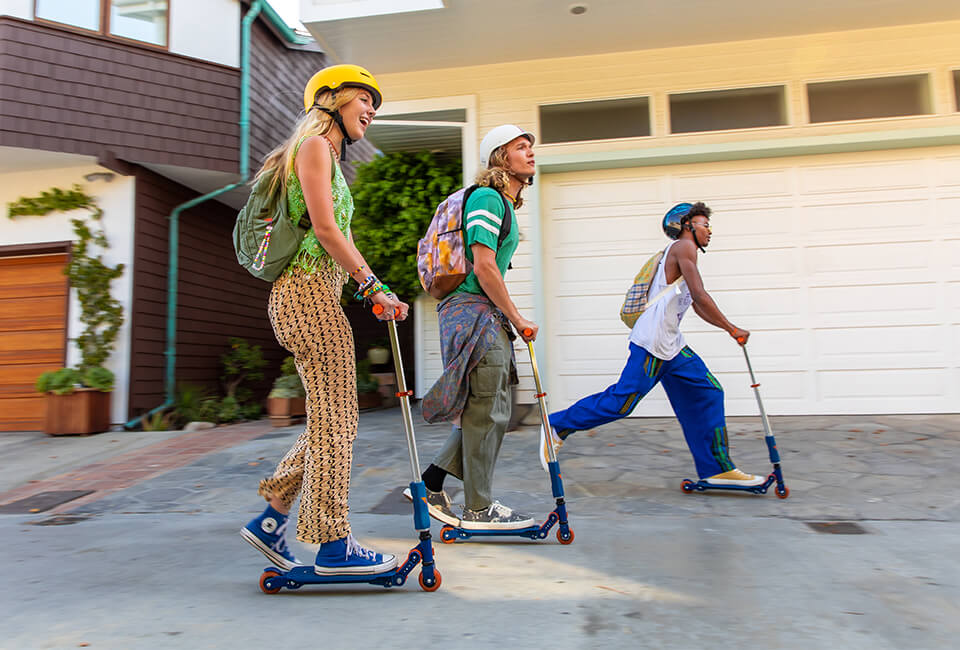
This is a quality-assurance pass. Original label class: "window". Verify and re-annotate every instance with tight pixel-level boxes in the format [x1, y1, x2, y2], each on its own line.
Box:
[669, 86, 787, 134]
[539, 97, 650, 144]
[35, 0, 100, 31]
[34, 0, 168, 47]
[807, 74, 931, 123]
[954, 70, 960, 112]
[110, 0, 168, 46]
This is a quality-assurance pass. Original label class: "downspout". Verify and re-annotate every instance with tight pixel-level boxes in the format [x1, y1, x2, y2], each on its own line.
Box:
[125, 0, 263, 429]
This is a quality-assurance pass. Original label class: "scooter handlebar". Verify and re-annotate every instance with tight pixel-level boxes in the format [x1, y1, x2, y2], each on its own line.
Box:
[372, 304, 401, 318]
[523, 328, 533, 337]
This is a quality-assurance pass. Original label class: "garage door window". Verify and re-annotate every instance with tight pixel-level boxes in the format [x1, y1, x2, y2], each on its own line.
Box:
[807, 74, 932, 123]
[539, 97, 651, 144]
[669, 86, 787, 134]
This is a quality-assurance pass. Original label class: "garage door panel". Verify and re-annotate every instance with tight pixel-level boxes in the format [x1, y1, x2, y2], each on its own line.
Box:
[673, 169, 791, 199]
[802, 199, 933, 246]
[814, 325, 944, 369]
[933, 157, 960, 187]
[0, 363, 50, 394]
[818, 368, 947, 401]
[800, 161, 928, 194]
[810, 283, 938, 328]
[551, 177, 662, 206]
[545, 150, 957, 415]
[805, 242, 932, 285]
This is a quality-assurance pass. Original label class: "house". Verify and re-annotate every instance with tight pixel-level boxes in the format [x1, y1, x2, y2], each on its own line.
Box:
[0, 0, 373, 430]
[301, 0, 960, 416]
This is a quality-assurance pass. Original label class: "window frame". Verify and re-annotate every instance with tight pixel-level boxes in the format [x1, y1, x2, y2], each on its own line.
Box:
[33, 0, 170, 51]
[666, 83, 790, 135]
[537, 95, 653, 146]
[803, 71, 935, 125]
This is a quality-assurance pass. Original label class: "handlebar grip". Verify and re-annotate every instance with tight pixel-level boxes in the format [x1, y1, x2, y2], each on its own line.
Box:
[736, 336, 746, 344]
[372, 304, 401, 318]
[523, 328, 533, 337]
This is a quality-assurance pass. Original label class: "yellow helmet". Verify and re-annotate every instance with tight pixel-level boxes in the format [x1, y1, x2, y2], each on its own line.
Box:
[302, 64, 382, 112]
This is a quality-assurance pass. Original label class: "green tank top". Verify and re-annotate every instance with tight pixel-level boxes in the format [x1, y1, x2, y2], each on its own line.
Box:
[285, 135, 354, 276]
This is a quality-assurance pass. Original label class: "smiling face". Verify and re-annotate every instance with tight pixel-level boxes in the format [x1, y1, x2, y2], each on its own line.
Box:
[501, 135, 536, 180]
[338, 88, 377, 141]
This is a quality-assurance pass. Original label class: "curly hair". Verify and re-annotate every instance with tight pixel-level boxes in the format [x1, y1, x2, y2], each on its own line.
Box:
[474, 145, 528, 209]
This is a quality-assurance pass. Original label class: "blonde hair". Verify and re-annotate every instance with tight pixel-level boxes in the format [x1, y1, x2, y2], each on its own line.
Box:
[255, 86, 363, 194]
[475, 146, 526, 209]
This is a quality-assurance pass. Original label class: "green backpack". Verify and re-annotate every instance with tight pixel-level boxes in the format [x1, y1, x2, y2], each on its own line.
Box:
[233, 171, 311, 282]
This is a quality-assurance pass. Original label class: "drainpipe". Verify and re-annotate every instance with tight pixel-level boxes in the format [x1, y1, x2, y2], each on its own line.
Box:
[125, 0, 263, 429]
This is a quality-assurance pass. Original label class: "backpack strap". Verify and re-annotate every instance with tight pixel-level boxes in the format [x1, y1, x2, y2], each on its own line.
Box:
[461, 184, 513, 247]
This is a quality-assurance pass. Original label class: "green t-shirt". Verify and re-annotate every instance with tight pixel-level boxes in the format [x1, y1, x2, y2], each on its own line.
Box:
[454, 187, 519, 296]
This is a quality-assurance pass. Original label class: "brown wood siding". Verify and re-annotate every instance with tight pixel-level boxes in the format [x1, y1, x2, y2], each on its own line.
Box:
[247, 20, 377, 184]
[0, 253, 69, 431]
[128, 167, 284, 418]
[0, 16, 240, 173]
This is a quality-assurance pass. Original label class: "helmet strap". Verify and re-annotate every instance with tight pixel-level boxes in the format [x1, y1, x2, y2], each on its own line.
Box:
[315, 106, 354, 161]
[687, 222, 707, 253]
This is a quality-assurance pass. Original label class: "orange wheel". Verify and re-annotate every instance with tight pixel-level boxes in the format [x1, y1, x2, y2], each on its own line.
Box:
[557, 528, 575, 545]
[777, 485, 790, 499]
[418, 569, 442, 592]
[440, 525, 457, 544]
[681, 479, 696, 494]
[259, 570, 281, 595]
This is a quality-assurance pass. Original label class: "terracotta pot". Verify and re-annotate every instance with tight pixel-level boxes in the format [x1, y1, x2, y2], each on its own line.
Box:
[44, 389, 111, 435]
[266, 396, 306, 427]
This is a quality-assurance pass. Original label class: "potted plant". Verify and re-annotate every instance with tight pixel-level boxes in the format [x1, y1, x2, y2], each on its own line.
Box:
[267, 357, 306, 427]
[11, 186, 125, 435]
[366, 337, 391, 366]
[356, 359, 382, 410]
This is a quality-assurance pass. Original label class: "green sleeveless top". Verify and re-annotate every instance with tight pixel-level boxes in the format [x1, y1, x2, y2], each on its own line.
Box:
[285, 136, 354, 276]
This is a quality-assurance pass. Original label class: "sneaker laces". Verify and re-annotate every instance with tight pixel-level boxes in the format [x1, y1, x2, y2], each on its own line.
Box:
[344, 533, 377, 561]
[270, 519, 291, 555]
[487, 501, 512, 517]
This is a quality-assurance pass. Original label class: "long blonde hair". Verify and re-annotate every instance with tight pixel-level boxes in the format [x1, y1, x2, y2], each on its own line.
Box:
[255, 86, 363, 194]
[475, 146, 527, 209]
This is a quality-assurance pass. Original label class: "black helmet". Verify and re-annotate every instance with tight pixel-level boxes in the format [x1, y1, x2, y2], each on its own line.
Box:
[662, 203, 694, 240]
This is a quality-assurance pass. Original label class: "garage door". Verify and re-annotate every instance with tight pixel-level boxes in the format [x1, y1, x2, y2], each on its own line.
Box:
[0, 253, 69, 431]
[543, 148, 960, 415]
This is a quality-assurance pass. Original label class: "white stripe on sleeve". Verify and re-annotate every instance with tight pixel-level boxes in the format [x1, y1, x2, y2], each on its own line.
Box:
[465, 209, 502, 226]
[465, 220, 500, 236]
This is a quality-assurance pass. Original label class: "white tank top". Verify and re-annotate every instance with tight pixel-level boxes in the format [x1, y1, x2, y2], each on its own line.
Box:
[628, 240, 693, 360]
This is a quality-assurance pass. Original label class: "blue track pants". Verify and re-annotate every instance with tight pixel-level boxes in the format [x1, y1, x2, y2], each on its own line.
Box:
[549, 343, 736, 479]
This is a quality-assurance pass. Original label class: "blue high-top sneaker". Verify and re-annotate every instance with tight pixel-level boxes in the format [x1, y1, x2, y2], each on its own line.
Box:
[240, 505, 301, 571]
[313, 534, 397, 576]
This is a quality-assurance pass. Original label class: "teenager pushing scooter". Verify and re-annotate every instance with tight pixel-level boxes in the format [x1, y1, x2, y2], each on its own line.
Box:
[540, 202, 782, 493]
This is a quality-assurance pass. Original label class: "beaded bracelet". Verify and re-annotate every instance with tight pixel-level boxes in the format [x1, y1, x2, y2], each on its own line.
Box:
[356, 274, 377, 293]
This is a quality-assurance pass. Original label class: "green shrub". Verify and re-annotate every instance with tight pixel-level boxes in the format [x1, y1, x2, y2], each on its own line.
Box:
[36, 368, 81, 395]
[82, 366, 115, 392]
[350, 151, 462, 301]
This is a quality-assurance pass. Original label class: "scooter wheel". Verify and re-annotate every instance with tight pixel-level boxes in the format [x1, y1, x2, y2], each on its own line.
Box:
[776, 485, 790, 499]
[681, 479, 696, 493]
[557, 528, 575, 545]
[419, 569, 442, 592]
[259, 570, 282, 595]
[440, 525, 457, 544]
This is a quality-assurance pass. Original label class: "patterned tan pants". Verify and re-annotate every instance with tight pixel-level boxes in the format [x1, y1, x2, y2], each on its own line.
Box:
[258, 265, 357, 544]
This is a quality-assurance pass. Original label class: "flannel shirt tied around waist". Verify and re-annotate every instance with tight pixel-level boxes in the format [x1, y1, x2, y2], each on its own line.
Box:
[421, 292, 518, 424]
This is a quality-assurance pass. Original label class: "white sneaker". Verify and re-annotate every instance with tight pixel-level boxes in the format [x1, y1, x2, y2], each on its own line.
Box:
[538, 423, 563, 472]
[402, 486, 461, 526]
[460, 501, 535, 531]
[704, 469, 765, 487]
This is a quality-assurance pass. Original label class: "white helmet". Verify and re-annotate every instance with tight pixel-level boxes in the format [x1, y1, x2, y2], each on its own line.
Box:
[478, 124, 535, 169]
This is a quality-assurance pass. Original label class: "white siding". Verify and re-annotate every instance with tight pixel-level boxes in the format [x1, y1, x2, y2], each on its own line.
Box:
[170, 0, 241, 67]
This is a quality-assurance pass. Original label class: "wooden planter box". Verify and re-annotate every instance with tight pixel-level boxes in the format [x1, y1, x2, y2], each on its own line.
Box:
[267, 397, 306, 427]
[44, 389, 111, 435]
[357, 391, 383, 410]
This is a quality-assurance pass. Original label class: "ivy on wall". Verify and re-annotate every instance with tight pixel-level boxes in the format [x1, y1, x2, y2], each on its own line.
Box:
[8, 185, 125, 388]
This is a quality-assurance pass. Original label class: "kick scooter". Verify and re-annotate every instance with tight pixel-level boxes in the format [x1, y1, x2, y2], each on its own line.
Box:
[440, 328, 574, 544]
[258, 305, 442, 593]
[681, 339, 789, 498]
